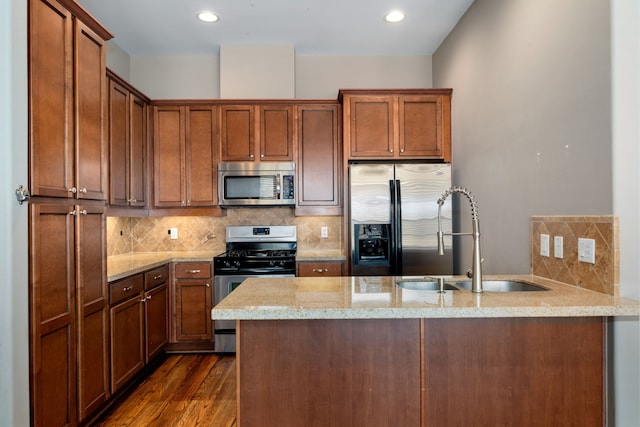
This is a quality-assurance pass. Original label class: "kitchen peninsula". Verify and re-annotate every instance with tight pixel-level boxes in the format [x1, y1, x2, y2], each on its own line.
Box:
[212, 275, 640, 427]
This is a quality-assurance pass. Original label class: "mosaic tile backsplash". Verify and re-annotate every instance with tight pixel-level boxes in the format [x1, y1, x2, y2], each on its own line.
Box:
[531, 215, 618, 295]
[107, 208, 343, 256]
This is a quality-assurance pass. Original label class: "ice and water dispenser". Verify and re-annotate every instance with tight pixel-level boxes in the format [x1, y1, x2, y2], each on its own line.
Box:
[353, 224, 391, 266]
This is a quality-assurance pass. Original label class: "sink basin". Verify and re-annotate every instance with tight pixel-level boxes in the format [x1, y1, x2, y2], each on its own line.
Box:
[396, 280, 459, 291]
[451, 280, 549, 292]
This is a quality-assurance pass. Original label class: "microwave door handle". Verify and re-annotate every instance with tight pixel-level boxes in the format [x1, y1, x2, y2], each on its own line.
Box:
[276, 174, 281, 199]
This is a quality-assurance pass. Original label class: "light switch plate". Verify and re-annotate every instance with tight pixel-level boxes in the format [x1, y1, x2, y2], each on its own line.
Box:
[320, 226, 328, 239]
[540, 234, 550, 257]
[578, 238, 595, 264]
[554, 236, 563, 259]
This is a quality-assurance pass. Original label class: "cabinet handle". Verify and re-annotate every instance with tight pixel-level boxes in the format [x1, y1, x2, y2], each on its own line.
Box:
[400, 148, 405, 153]
[153, 274, 163, 280]
[79, 209, 87, 215]
[260, 154, 264, 158]
[146, 294, 152, 301]
[68, 187, 77, 194]
[79, 188, 87, 194]
[70, 210, 77, 216]
[389, 148, 394, 153]
[186, 269, 201, 274]
[123, 285, 133, 292]
[313, 268, 328, 273]
[128, 198, 137, 203]
[205, 283, 210, 288]
[249, 154, 254, 158]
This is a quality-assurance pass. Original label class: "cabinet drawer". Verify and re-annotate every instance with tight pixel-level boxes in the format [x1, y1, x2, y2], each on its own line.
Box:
[144, 265, 169, 290]
[297, 261, 344, 277]
[109, 274, 143, 305]
[175, 262, 211, 279]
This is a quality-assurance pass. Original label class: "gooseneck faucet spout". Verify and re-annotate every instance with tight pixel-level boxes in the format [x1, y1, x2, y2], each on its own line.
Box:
[437, 186, 483, 293]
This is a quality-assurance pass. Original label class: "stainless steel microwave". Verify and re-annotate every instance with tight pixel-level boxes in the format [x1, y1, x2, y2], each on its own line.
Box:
[217, 162, 296, 207]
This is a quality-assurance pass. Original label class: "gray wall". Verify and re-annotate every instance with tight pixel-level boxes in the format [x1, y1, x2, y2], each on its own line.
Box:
[0, 0, 30, 425]
[433, 0, 639, 424]
[433, 0, 612, 276]
[107, 51, 433, 99]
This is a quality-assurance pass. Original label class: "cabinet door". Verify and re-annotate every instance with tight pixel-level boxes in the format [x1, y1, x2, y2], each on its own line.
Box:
[29, 0, 74, 198]
[76, 205, 109, 419]
[153, 106, 186, 207]
[220, 105, 255, 161]
[108, 79, 130, 206]
[75, 20, 107, 200]
[29, 202, 77, 427]
[259, 104, 294, 161]
[296, 104, 341, 213]
[186, 106, 217, 206]
[347, 96, 395, 158]
[129, 94, 148, 207]
[175, 279, 213, 341]
[145, 284, 169, 362]
[398, 95, 450, 159]
[110, 293, 145, 393]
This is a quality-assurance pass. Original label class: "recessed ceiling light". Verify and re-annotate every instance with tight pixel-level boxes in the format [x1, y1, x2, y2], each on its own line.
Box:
[384, 10, 406, 23]
[197, 11, 219, 23]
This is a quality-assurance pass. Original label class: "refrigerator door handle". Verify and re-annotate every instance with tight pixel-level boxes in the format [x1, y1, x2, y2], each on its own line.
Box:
[389, 180, 398, 273]
[395, 179, 403, 275]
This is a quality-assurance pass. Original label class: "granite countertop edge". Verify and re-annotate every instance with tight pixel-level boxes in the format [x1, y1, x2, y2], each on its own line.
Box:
[210, 275, 640, 320]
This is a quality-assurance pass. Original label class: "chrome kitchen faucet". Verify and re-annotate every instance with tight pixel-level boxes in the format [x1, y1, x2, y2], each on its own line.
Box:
[437, 187, 483, 293]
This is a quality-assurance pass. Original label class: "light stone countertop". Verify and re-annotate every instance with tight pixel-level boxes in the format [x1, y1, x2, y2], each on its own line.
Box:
[108, 251, 217, 282]
[211, 275, 640, 320]
[295, 249, 346, 262]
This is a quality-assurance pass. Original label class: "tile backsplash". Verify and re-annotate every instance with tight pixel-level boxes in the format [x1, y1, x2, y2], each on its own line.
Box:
[531, 215, 618, 295]
[107, 208, 343, 256]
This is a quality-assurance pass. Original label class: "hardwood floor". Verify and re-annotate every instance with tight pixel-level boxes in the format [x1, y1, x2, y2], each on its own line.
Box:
[92, 354, 237, 426]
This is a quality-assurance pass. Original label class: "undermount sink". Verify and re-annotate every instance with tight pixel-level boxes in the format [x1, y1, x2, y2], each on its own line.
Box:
[396, 279, 459, 291]
[452, 280, 549, 292]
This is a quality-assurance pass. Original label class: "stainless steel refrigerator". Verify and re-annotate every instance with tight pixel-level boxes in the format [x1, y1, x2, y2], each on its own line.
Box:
[349, 163, 453, 276]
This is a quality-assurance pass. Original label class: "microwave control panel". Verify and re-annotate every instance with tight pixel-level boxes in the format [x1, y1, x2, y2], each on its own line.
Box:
[282, 175, 295, 200]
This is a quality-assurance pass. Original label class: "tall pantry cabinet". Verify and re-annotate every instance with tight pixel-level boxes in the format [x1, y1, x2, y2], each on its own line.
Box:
[28, 0, 112, 425]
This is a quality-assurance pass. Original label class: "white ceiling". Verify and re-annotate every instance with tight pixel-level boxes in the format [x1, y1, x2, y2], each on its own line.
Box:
[77, 0, 475, 56]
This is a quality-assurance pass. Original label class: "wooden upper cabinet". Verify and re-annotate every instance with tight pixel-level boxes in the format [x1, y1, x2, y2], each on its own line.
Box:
[75, 21, 108, 200]
[259, 105, 294, 161]
[29, 0, 74, 199]
[107, 72, 148, 208]
[153, 105, 217, 207]
[219, 105, 255, 161]
[29, 0, 110, 200]
[220, 103, 294, 162]
[296, 104, 342, 215]
[340, 89, 452, 162]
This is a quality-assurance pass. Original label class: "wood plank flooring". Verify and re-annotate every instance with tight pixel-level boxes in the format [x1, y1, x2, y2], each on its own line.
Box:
[92, 354, 237, 426]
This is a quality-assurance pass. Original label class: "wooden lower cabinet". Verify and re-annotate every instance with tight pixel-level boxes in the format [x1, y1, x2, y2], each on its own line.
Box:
[173, 262, 213, 343]
[109, 265, 169, 393]
[29, 201, 108, 427]
[296, 260, 344, 276]
[236, 317, 606, 427]
[109, 274, 145, 393]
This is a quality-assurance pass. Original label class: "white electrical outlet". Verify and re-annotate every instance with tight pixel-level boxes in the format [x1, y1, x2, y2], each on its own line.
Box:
[554, 236, 563, 259]
[578, 238, 595, 264]
[540, 234, 550, 257]
[320, 226, 328, 239]
[169, 228, 178, 240]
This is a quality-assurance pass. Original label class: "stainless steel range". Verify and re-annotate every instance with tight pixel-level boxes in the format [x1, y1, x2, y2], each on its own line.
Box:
[213, 225, 297, 353]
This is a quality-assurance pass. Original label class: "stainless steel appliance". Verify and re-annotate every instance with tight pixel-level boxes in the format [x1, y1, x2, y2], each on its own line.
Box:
[349, 163, 453, 276]
[213, 225, 297, 352]
[217, 162, 296, 207]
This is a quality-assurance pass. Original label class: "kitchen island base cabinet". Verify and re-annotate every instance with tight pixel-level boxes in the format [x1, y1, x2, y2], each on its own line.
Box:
[237, 319, 421, 427]
[236, 317, 605, 427]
